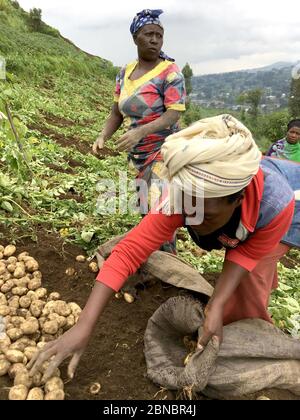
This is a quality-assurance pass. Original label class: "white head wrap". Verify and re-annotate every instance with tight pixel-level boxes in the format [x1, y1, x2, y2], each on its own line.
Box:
[161, 114, 262, 198]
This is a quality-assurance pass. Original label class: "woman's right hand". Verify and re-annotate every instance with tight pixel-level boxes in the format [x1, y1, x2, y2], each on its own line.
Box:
[28, 323, 92, 382]
[92, 136, 105, 155]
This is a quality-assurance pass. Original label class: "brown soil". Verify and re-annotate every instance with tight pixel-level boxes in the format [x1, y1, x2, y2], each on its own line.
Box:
[43, 112, 74, 128]
[28, 123, 119, 159]
[46, 163, 74, 175]
[66, 158, 87, 169]
[96, 146, 120, 160]
[59, 189, 84, 203]
[0, 231, 299, 401]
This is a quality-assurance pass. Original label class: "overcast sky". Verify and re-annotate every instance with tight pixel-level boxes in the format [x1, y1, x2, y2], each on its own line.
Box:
[19, 0, 300, 75]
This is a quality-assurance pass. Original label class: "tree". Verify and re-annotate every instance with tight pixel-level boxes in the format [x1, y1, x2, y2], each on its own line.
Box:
[28, 8, 42, 32]
[182, 63, 193, 97]
[289, 78, 300, 118]
[237, 88, 263, 119]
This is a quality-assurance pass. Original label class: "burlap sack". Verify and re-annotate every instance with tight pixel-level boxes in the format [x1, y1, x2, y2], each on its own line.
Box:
[144, 295, 300, 398]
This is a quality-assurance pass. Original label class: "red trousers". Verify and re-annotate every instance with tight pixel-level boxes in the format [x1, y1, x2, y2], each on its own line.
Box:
[223, 243, 290, 325]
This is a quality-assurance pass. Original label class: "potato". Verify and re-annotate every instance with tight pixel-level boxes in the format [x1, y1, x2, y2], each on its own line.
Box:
[5, 349, 25, 363]
[0, 272, 11, 282]
[1, 280, 15, 293]
[12, 287, 28, 296]
[48, 313, 66, 329]
[48, 292, 60, 301]
[0, 359, 11, 376]
[43, 320, 59, 335]
[9, 384, 28, 400]
[0, 305, 10, 316]
[27, 291, 38, 302]
[0, 292, 7, 304]
[30, 300, 45, 318]
[19, 296, 31, 309]
[65, 267, 76, 277]
[45, 377, 64, 393]
[42, 301, 56, 316]
[24, 346, 38, 361]
[14, 276, 30, 288]
[65, 314, 75, 330]
[4, 245, 16, 258]
[7, 263, 17, 273]
[28, 278, 42, 291]
[32, 371, 43, 387]
[7, 328, 23, 342]
[89, 262, 98, 273]
[9, 308, 17, 317]
[9, 340, 26, 352]
[0, 245, 4, 253]
[7, 256, 18, 265]
[0, 335, 11, 353]
[36, 342, 45, 352]
[17, 252, 29, 262]
[45, 389, 65, 400]
[11, 316, 25, 328]
[27, 388, 44, 400]
[76, 255, 86, 263]
[0, 252, 3, 260]
[35, 288, 47, 300]
[14, 371, 32, 388]
[68, 302, 82, 317]
[32, 271, 42, 280]
[124, 293, 135, 304]
[18, 337, 36, 348]
[0, 280, 3, 288]
[21, 318, 39, 335]
[8, 363, 28, 379]
[25, 258, 39, 273]
[54, 301, 71, 317]
[14, 268, 26, 280]
[0, 262, 6, 276]
[8, 295, 20, 308]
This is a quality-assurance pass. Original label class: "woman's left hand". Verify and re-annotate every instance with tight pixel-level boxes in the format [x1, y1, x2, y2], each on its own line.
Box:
[197, 300, 224, 352]
[116, 128, 145, 152]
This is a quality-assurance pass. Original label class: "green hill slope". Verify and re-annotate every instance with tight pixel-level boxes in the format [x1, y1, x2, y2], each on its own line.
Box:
[0, 0, 138, 249]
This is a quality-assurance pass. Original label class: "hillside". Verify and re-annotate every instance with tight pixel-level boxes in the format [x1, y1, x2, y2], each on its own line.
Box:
[0, 0, 140, 249]
[192, 63, 294, 111]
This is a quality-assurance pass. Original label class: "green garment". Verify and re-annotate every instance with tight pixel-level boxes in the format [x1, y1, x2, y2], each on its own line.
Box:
[284, 141, 300, 162]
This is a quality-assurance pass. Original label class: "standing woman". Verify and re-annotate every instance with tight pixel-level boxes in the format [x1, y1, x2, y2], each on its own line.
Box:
[93, 9, 186, 252]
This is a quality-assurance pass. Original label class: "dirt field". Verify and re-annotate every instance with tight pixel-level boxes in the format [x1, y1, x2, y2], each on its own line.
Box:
[0, 231, 299, 400]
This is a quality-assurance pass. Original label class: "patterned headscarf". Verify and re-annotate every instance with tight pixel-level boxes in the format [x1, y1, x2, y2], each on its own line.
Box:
[130, 9, 174, 62]
[161, 115, 262, 198]
[130, 9, 164, 35]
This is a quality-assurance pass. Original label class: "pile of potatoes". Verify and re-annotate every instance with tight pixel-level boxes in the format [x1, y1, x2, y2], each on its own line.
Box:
[0, 245, 82, 400]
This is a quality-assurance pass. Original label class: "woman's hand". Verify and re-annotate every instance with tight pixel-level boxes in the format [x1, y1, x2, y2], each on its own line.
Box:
[92, 136, 105, 155]
[197, 300, 224, 352]
[28, 323, 92, 382]
[116, 128, 145, 152]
